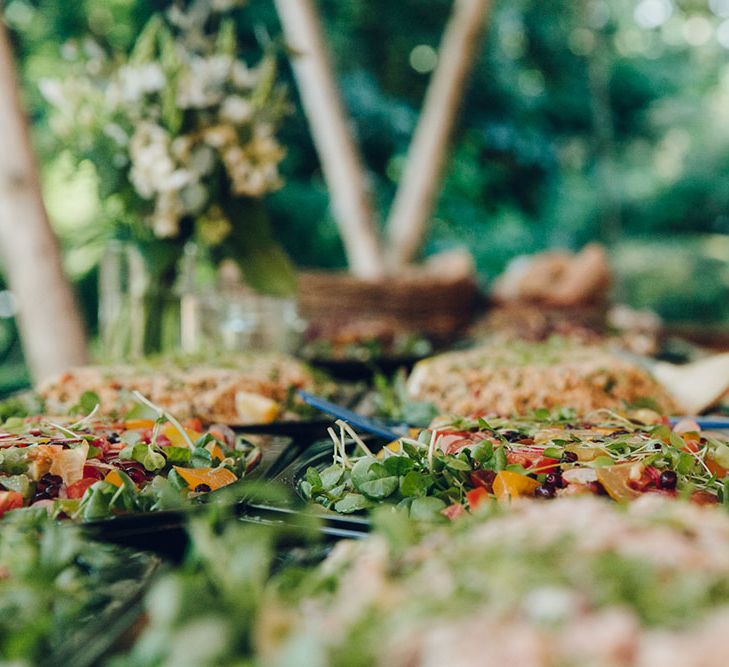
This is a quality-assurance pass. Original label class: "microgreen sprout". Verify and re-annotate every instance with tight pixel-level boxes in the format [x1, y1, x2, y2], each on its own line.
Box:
[132, 391, 195, 449]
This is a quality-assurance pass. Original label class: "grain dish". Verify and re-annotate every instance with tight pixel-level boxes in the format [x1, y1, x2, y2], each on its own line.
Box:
[406, 337, 677, 416]
[37, 354, 315, 425]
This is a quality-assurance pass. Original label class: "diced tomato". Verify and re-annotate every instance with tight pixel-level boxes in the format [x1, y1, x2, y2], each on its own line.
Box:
[442, 503, 466, 520]
[436, 431, 486, 455]
[506, 450, 559, 473]
[66, 477, 99, 499]
[0, 491, 23, 517]
[466, 486, 490, 510]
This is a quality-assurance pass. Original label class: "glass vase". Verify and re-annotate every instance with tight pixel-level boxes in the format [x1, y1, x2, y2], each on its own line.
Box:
[98, 241, 181, 360]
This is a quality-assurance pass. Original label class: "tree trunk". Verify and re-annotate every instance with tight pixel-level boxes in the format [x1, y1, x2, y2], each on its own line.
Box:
[0, 21, 88, 382]
[274, 0, 386, 279]
[385, 0, 492, 270]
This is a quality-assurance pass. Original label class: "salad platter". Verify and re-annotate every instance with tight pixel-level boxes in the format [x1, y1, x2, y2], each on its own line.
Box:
[289, 409, 729, 522]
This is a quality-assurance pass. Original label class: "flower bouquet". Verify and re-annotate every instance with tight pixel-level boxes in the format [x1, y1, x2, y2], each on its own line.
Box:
[42, 0, 295, 356]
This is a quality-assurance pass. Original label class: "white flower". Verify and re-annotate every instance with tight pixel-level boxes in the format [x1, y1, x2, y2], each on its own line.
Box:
[129, 122, 179, 198]
[220, 95, 252, 124]
[114, 63, 166, 104]
[177, 55, 232, 108]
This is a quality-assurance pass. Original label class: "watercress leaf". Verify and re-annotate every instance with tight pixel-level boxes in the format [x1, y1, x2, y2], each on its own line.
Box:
[195, 433, 216, 448]
[359, 476, 399, 499]
[471, 442, 493, 464]
[334, 493, 373, 514]
[79, 391, 100, 414]
[299, 480, 313, 499]
[164, 446, 191, 465]
[543, 446, 563, 459]
[400, 471, 433, 498]
[326, 483, 348, 499]
[367, 462, 389, 479]
[494, 446, 507, 471]
[676, 452, 697, 475]
[305, 467, 323, 491]
[351, 457, 377, 489]
[192, 447, 213, 468]
[319, 464, 344, 490]
[0, 474, 30, 497]
[589, 456, 615, 468]
[79, 482, 117, 521]
[134, 444, 166, 472]
[445, 457, 472, 472]
[402, 442, 422, 459]
[383, 456, 414, 476]
[409, 496, 447, 521]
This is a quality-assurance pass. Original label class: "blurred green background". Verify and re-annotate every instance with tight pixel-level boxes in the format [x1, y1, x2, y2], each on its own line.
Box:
[1, 0, 729, 393]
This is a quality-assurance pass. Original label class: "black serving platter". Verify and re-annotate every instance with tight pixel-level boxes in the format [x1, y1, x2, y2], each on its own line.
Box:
[230, 418, 334, 441]
[238, 502, 370, 541]
[79, 433, 300, 561]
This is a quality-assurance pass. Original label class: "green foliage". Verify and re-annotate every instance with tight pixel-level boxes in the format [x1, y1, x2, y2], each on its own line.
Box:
[2, 0, 728, 342]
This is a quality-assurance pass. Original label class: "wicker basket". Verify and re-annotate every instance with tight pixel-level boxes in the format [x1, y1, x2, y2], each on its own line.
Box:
[297, 270, 478, 342]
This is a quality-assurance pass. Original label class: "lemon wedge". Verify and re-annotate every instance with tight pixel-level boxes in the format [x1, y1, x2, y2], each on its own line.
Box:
[234, 391, 279, 424]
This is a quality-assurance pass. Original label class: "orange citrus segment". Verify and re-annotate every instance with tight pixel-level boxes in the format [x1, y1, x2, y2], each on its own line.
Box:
[163, 423, 202, 448]
[493, 471, 540, 501]
[173, 466, 237, 492]
[104, 469, 132, 488]
[206, 442, 226, 461]
[124, 419, 156, 430]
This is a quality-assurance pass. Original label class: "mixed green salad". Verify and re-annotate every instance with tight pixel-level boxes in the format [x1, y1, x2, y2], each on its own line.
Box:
[0, 394, 261, 522]
[300, 409, 729, 519]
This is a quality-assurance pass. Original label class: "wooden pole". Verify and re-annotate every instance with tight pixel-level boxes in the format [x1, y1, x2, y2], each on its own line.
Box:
[274, 0, 386, 279]
[385, 0, 491, 269]
[0, 20, 88, 382]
